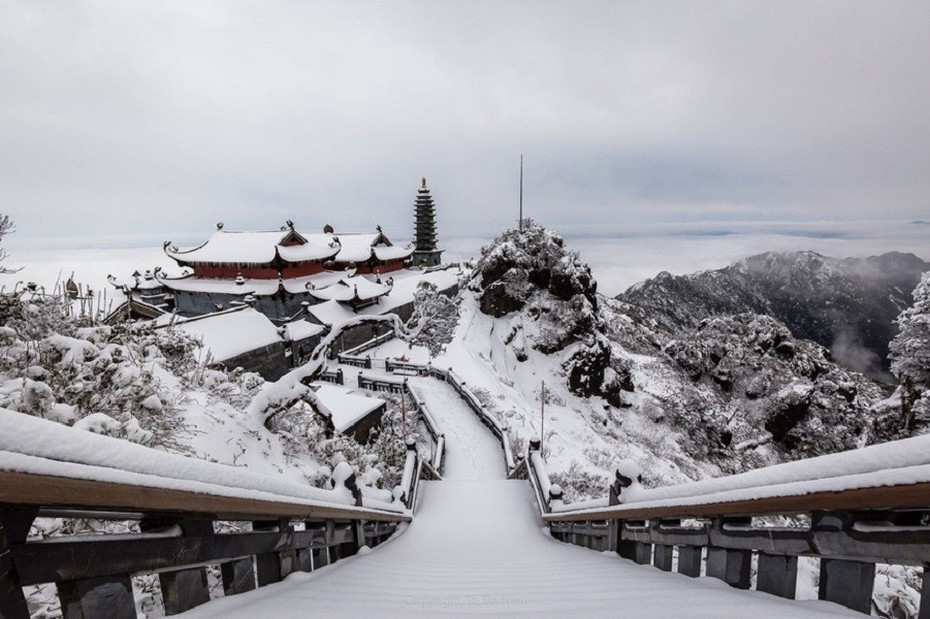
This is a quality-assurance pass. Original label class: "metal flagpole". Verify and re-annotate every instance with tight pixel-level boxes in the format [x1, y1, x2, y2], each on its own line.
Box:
[540, 380, 545, 451]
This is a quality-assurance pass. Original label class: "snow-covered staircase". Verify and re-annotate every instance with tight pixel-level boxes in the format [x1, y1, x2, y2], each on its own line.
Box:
[180, 379, 857, 618]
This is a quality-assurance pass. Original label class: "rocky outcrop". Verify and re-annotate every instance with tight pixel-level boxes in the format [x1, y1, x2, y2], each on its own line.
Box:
[618, 251, 929, 381]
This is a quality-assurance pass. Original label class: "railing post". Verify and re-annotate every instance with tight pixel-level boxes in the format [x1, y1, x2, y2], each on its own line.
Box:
[548, 485, 563, 511]
[221, 558, 256, 596]
[813, 512, 875, 613]
[706, 517, 752, 589]
[252, 519, 293, 587]
[652, 520, 676, 572]
[818, 558, 874, 613]
[140, 517, 212, 615]
[616, 521, 651, 565]
[58, 575, 136, 619]
[0, 508, 36, 619]
[756, 553, 798, 599]
[677, 546, 703, 578]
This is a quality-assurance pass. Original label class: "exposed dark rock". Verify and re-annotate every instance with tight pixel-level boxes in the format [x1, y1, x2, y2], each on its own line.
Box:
[618, 251, 929, 381]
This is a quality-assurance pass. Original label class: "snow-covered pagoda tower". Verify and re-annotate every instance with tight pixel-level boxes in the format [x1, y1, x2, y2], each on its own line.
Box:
[411, 177, 443, 268]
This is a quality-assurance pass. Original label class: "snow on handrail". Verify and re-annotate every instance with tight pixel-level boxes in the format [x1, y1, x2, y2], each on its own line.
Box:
[0, 408, 408, 522]
[547, 433, 930, 522]
[441, 367, 519, 472]
[341, 330, 395, 357]
[408, 385, 444, 474]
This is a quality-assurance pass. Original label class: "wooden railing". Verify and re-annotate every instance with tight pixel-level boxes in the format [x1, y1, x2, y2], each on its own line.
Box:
[529, 435, 930, 616]
[357, 372, 407, 394]
[441, 369, 518, 474]
[408, 386, 445, 474]
[0, 411, 411, 619]
[337, 331, 396, 367]
[318, 367, 345, 385]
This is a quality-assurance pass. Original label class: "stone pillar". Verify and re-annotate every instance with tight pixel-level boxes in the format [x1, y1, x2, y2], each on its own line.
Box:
[160, 568, 210, 615]
[58, 576, 136, 619]
[141, 518, 213, 614]
[706, 547, 751, 589]
[252, 520, 285, 587]
[677, 546, 702, 577]
[297, 548, 313, 572]
[819, 558, 875, 613]
[653, 545, 674, 572]
[756, 553, 797, 599]
[221, 558, 256, 596]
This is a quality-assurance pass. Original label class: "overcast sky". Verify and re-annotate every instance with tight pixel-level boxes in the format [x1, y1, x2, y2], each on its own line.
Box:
[2, 2, 929, 277]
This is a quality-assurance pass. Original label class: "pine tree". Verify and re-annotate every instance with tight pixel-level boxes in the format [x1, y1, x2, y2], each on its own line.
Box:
[890, 273, 930, 392]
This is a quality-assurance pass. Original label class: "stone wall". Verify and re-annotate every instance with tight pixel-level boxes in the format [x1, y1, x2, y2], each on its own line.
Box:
[212, 341, 290, 381]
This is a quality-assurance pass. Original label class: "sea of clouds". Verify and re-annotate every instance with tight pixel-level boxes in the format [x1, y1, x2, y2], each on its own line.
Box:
[4, 220, 929, 304]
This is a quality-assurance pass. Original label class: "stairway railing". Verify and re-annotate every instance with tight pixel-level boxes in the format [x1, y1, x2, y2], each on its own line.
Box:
[0, 410, 410, 619]
[530, 434, 930, 616]
[359, 359, 520, 477]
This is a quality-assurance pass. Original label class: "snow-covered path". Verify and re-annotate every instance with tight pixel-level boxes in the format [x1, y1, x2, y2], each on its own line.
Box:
[409, 377, 505, 480]
[181, 378, 855, 618]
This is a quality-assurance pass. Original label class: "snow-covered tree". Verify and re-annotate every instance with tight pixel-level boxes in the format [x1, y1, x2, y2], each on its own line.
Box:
[887, 272, 930, 433]
[0, 213, 18, 274]
[890, 272, 930, 392]
[404, 281, 460, 356]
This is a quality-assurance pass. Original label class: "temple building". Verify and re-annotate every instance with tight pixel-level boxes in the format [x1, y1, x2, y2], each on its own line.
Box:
[111, 177, 445, 328]
[411, 178, 443, 268]
[150, 223, 413, 320]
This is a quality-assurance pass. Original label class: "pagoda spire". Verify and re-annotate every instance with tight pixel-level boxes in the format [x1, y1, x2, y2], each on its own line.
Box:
[411, 177, 443, 268]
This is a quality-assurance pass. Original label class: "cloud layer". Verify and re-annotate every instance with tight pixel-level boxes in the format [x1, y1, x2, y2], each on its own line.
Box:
[1, 2, 929, 246]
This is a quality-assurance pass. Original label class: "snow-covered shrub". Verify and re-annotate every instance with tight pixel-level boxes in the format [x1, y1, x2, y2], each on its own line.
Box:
[888, 272, 930, 432]
[404, 281, 460, 356]
[548, 461, 610, 503]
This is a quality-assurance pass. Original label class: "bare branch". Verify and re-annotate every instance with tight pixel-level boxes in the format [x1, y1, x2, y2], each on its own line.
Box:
[0, 213, 21, 274]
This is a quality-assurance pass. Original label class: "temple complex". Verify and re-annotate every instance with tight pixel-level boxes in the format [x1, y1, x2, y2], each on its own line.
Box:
[111, 178, 447, 326]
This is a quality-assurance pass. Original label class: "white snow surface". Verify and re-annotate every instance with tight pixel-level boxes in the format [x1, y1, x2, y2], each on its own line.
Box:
[408, 377, 505, 480]
[313, 385, 386, 433]
[177, 307, 283, 361]
[180, 480, 854, 618]
[167, 229, 338, 264]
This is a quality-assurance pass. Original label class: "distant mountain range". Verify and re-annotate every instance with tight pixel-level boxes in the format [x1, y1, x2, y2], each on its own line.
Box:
[616, 251, 930, 381]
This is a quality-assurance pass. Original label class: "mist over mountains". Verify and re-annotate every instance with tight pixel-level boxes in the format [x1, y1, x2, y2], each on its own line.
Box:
[616, 251, 930, 381]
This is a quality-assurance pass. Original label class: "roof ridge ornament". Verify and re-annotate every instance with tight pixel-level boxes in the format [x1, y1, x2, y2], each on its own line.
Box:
[217, 222, 224, 230]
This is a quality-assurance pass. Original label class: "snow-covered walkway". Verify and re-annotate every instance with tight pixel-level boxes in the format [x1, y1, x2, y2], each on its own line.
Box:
[182, 380, 855, 618]
[409, 377, 505, 480]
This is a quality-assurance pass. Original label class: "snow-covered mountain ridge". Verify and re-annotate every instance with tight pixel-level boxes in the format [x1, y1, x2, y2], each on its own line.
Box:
[617, 250, 929, 381]
[446, 223, 919, 500]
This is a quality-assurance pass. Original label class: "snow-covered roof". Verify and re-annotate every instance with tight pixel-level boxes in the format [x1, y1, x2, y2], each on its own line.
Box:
[284, 319, 326, 342]
[310, 276, 392, 303]
[165, 229, 338, 265]
[156, 269, 360, 297]
[305, 233, 380, 263]
[165, 227, 412, 268]
[374, 245, 415, 261]
[306, 299, 356, 327]
[314, 385, 386, 433]
[176, 307, 283, 361]
[356, 267, 459, 316]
